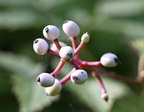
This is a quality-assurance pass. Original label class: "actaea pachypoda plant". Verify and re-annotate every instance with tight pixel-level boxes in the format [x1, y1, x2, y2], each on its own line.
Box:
[33, 20, 144, 102]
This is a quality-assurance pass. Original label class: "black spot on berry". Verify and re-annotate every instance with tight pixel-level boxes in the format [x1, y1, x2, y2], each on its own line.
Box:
[34, 39, 39, 43]
[114, 58, 121, 64]
[64, 20, 69, 24]
[37, 77, 40, 82]
[68, 52, 73, 57]
[72, 76, 79, 81]
[45, 27, 49, 33]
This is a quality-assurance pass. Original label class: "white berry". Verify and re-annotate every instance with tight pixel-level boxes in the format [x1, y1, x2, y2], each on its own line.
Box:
[45, 79, 62, 96]
[33, 38, 49, 55]
[59, 46, 74, 60]
[43, 25, 60, 40]
[62, 20, 80, 37]
[37, 73, 55, 87]
[70, 69, 88, 84]
[100, 53, 119, 67]
[50, 41, 67, 52]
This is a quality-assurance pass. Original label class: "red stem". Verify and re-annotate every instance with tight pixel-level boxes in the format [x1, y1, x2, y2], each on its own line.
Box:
[51, 59, 66, 77]
[69, 56, 143, 84]
[90, 67, 143, 84]
[81, 61, 102, 67]
[48, 49, 60, 57]
[92, 71, 107, 94]
[60, 68, 76, 84]
[52, 39, 61, 51]
[71, 37, 77, 50]
[74, 42, 85, 55]
[70, 55, 81, 69]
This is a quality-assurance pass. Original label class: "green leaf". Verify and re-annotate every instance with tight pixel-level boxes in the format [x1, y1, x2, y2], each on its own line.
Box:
[94, 19, 144, 39]
[111, 93, 144, 112]
[30, 0, 71, 11]
[64, 77, 130, 112]
[12, 74, 59, 112]
[0, 10, 40, 29]
[0, 52, 59, 112]
[0, 0, 29, 7]
[95, 1, 144, 17]
[131, 39, 144, 54]
[0, 51, 41, 76]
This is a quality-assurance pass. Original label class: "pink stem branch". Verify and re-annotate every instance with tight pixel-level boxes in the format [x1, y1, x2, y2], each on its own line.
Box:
[81, 61, 102, 67]
[92, 71, 107, 94]
[48, 49, 60, 57]
[52, 39, 61, 51]
[90, 67, 143, 84]
[70, 55, 81, 69]
[74, 42, 85, 55]
[60, 68, 76, 84]
[51, 59, 66, 77]
[92, 71, 109, 101]
[71, 37, 77, 50]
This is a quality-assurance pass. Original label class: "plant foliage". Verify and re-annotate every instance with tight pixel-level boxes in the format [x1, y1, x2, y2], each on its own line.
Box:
[1, 0, 144, 112]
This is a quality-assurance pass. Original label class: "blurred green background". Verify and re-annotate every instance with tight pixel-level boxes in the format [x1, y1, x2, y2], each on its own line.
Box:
[1, 0, 144, 112]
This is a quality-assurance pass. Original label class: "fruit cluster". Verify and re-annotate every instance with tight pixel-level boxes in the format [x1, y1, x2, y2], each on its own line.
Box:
[33, 20, 120, 101]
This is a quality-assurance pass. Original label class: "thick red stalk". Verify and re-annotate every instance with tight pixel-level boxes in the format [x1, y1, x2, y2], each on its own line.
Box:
[74, 42, 85, 55]
[90, 67, 143, 84]
[48, 49, 60, 57]
[71, 37, 77, 50]
[92, 71, 107, 94]
[51, 59, 66, 77]
[52, 39, 61, 51]
[81, 61, 102, 67]
[60, 68, 76, 84]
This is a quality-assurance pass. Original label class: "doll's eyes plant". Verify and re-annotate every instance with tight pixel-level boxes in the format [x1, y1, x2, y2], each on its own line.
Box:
[33, 20, 144, 102]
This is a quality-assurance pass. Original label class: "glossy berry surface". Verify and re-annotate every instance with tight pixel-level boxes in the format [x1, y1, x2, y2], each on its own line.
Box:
[37, 73, 55, 87]
[43, 25, 60, 40]
[62, 20, 80, 37]
[33, 38, 49, 55]
[100, 53, 119, 67]
[59, 46, 74, 60]
[70, 69, 88, 84]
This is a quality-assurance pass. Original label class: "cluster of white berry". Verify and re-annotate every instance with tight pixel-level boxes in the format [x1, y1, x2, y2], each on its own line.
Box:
[33, 20, 119, 100]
